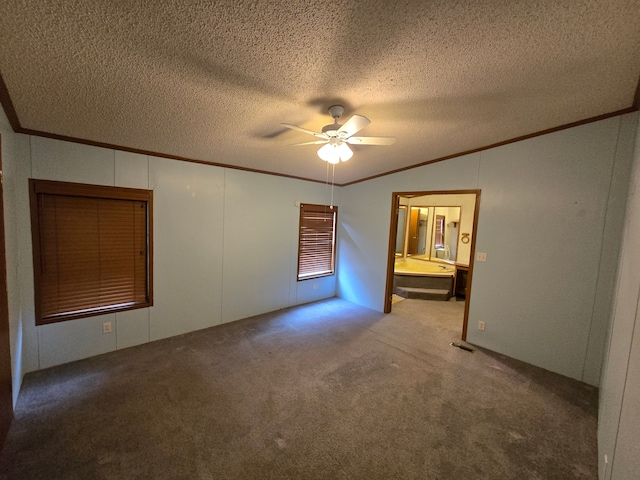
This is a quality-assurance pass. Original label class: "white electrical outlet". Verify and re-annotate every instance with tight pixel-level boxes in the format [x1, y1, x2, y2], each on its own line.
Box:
[102, 322, 112, 334]
[476, 252, 487, 262]
[478, 321, 485, 331]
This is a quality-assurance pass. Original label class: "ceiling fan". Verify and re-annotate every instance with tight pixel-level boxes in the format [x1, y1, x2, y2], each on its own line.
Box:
[281, 105, 396, 164]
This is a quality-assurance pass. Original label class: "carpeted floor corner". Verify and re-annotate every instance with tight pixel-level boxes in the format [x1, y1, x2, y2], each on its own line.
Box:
[0, 298, 598, 479]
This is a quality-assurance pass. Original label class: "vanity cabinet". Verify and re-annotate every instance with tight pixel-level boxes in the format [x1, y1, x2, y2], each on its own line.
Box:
[454, 265, 469, 298]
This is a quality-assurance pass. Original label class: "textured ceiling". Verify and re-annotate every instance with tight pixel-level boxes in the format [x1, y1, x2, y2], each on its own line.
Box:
[0, 0, 639, 184]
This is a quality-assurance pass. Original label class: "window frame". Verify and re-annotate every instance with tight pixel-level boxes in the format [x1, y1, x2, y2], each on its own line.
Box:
[29, 179, 154, 325]
[297, 203, 338, 281]
[434, 214, 445, 249]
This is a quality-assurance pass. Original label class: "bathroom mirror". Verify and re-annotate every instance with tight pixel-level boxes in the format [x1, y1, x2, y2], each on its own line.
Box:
[430, 206, 461, 262]
[406, 207, 429, 257]
[398, 204, 462, 263]
[395, 205, 407, 256]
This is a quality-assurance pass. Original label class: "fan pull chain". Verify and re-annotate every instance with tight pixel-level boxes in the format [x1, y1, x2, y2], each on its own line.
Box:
[324, 162, 329, 213]
[330, 164, 335, 208]
[325, 160, 330, 208]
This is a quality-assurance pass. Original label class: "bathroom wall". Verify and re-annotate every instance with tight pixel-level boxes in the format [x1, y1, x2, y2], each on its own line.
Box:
[338, 113, 637, 386]
[0, 106, 338, 402]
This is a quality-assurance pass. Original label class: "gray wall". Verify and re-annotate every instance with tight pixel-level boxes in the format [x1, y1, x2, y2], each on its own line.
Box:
[598, 119, 640, 480]
[0, 107, 338, 404]
[337, 113, 637, 386]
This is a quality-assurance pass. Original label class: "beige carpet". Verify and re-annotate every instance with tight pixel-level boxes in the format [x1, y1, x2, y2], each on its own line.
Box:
[0, 298, 597, 479]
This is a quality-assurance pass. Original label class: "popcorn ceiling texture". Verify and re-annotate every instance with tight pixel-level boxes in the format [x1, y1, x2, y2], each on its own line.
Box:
[0, 0, 639, 184]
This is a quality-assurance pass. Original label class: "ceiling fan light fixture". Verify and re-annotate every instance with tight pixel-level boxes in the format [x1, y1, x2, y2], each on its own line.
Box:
[317, 143, 337, 162]
[337, 143, 353, 162]
[317, 142, 352, 163]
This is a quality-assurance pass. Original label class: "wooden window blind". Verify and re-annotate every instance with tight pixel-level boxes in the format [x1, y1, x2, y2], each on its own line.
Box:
[29, 180, 153, 325]
[297, 203, 337, 281]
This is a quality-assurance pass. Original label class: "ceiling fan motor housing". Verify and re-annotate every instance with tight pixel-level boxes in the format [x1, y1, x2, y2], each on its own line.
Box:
[280, 105, 395, 156]
[322, 124, 341, 136]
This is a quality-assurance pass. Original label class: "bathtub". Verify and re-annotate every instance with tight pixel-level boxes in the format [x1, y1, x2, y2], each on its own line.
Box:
[394, 258, 455, 277]
[393, 258, 455, 300]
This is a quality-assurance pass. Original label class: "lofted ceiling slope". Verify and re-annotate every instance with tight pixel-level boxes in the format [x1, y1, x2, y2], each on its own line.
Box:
[0, 1, 639, 185]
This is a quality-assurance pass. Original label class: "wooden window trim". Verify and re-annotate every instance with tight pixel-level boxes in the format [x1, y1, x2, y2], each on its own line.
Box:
[297, 203, 338, 281]
[29, 179, 154, 325]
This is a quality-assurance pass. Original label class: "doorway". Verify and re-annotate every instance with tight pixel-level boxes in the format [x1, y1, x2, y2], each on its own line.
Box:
[384, 190, 481, 341]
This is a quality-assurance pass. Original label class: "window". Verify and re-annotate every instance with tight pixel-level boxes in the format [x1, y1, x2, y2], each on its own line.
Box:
[29, 179, 153, 325]
[434, 215, 445, 248]
[297, 203, 337, 281]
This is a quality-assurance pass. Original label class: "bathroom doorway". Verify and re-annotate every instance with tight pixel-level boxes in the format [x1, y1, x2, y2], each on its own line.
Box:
[384, 189, 481, 341]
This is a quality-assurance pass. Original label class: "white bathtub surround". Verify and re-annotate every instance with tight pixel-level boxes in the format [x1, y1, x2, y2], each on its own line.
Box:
[393, 258, 455, 301]
[394, 258, 456, 277]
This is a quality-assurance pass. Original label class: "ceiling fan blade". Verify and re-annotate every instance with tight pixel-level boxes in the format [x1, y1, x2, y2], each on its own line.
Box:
[346, 136, 396, 145]
[289, 140, 329, 146]
[281, 123, 327, 138]
[337, 114, 371, 137]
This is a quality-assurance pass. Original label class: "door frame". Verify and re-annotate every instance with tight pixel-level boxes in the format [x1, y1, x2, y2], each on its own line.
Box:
[383, 189, 481, 341]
